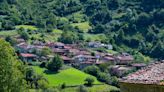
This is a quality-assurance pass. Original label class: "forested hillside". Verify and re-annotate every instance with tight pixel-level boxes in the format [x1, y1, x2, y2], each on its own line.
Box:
[0, 0, 164, 59]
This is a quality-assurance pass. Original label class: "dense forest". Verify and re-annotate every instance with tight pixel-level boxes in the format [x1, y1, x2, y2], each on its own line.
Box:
[0, 0, 164, 59]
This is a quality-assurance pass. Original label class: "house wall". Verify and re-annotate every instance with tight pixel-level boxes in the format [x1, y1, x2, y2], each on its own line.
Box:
[120, 82, 164, 92]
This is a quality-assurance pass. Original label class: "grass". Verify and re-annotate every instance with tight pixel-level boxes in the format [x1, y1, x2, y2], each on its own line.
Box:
[62, 85, 119, 92]
[32, 66, 101, 87]
[67, 11, 86, 23]
[15, 25, 38, 30]
[30, 84, 119, 92]
[0, 30, 18, 36]
[112, 13, 126, 19]
[71, 22, 91, 32]
[106, 50, 118, 54]
[83, 33, 106, 41]
[53, 29, 63, 34]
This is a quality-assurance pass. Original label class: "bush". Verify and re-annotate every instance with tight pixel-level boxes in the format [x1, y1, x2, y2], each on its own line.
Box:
[109, 76, 119, 87]
[40, 47, 52, 56]
[97, 72, 110, 83]
[77, 85, 88, 92]
[110, 89, 120, 92]
[40, 62, 46, 68]
[59, 31, 79, 44]
[61, 83, 66, 89]
[83, 65, 100, 76]
[46, 55, 63, 72]
[84, 77, 95, 87]
[43, 87, 60, 92]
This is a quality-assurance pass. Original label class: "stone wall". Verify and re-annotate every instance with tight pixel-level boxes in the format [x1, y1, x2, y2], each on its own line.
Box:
[120, 82, 164, 92]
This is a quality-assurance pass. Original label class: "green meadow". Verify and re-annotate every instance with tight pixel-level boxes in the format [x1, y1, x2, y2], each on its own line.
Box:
[32, 66, 101, 87]
[15, 25, 38, 30]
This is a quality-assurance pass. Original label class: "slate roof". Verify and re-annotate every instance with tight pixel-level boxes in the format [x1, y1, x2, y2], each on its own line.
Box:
[120, 61, 164, 85]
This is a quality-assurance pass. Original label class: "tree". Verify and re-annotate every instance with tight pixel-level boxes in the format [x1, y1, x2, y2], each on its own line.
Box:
[90, 24, 106, 34]
[5, 36, 17, 46]
[97, 72, 110, 82]
[40, 47, 52, 56]
[153, 9, 164, 24]
[59, 31, 79, 44]
[136, 13, 152, 27]
[83, 65, 100, 76]
[84, 77, 95, 86]
[107, 0, 119, 10]
[150, 41, 164, 59]
[0, 39, 27, 92]
[25, 67, 35, 88]
[46, 54, 63, 72]
[115, 29, 125, 45]
[21, 32, 29, 41]
[109, 76, 119, 87]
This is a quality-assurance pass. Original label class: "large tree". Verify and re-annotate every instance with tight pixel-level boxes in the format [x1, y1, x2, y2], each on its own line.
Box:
[0, 39, 27, 92]
[59, 31, 79, 44]
[46, 54, 63, 72]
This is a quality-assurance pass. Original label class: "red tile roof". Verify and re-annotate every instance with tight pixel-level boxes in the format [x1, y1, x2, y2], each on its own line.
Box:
[20, 53, 37, 58]
[61, 56, 72, 61]
[117, 56, 134, 61]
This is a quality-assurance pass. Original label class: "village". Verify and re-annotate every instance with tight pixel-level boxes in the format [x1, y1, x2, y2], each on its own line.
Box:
[13, 35, 148, 78]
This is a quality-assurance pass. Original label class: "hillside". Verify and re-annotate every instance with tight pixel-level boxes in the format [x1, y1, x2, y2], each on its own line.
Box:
[0, 0, 163, 59]
[32, 66, 101, 86]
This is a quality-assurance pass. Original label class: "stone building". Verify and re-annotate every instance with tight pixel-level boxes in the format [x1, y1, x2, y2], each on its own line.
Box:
[120, 61, 164, 92]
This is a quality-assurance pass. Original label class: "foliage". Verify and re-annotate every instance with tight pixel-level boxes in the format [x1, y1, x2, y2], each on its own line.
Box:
[40, 47, 52, 56]
[84, 77, 95, 87]
[61, 83, 66, 89]
[0, 0, 164, 59]
[25, 67, 48, 89]
[5, 36, 17, 46]
[59, 31, 79, 44]
[109, 76, 119, 87]
[46, 54, 63, 72]
[83, 65, 100, 76]
[0, 39, 27, 92]
[77, 85, 88, 92]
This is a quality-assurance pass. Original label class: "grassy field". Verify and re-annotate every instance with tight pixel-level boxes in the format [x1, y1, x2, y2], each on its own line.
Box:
[106, 50, 118, 54]
[71, 22, 91, 32]
[0, 30, 18, 36]
[15, 25, 38, 30]
[83, 33, 106, 41]
[32, 66, 101, 87]
[53, 29, 63, 34]
[62, 84, 119, 92]
[30, 84, 119, 92]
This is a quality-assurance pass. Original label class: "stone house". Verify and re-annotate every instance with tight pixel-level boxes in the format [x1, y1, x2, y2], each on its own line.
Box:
[20, 53, 38, 62]
[120, 61, 164, 92]
[116, 53, 134, 65]
[110, 65, 135, 77]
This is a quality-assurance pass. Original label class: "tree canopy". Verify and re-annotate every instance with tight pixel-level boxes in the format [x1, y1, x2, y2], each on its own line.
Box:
[0, 39, 27, 92]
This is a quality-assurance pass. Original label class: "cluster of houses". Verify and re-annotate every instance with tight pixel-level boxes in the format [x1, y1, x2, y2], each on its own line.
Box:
[14, 37, 147, 76]
[120, 61, 164, 92]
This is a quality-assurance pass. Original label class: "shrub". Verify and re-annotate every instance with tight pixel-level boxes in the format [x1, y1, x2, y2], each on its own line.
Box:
[83, 65, 100, 76]
[40, 62, 46, 68]
[46, 55, 63, 72]
[61, 83, 66, 89]
[110, 89, 120, 92]
[77, 85, 88, 92]
[84, 77, 95, 87]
